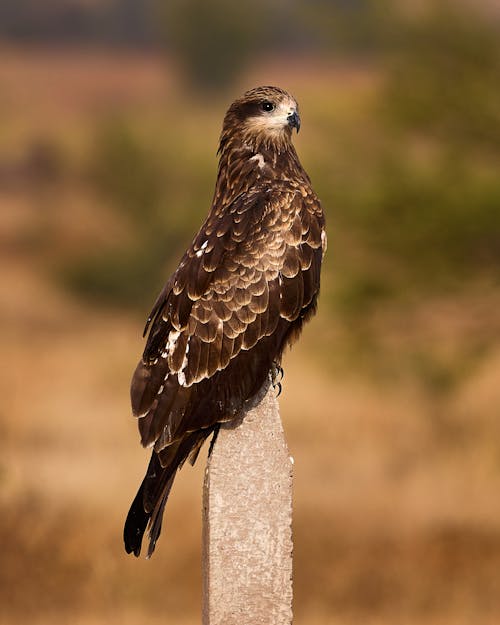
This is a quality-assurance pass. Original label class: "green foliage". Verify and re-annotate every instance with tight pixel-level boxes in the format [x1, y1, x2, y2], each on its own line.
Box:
[377, 8, 500, 278]
[59, 243, 169, 308]
[352, 155, 500, 287]
[383, 7, 500, 149]
[90, 120, 165, 233]
[158, 0, 398, 91]
[298, 0, 396, 55]
[322, 4, 500, 316]
[408, 343, 488, 397]
[335, 274, 396, 317]
[160, 0, 271, 91]
[62, 120, 197, 308]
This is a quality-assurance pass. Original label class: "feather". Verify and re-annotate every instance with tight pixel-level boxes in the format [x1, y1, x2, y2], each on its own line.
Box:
[242, 312, 262, 350]
[185, 335, 202, 386]
[284, 214, 303, 245]
[191, 300, 212, 323]
[220, 333, 235, 368]
[234, 305, 257, 325]
[131, 359, 167, 418]
[194, 316, 218, 343]
[302, 265, 317, 308]
[280, 272, 304, 321]
[212, 299, 233, 321]
[169, 331, 189, 372]
[203, 239, 225, 272]
[196, 339, 211, 381]
[232, 287, 252, 308]
[306, 216, 323, 249]
[299, 242, 314, 270]
[170, 292, 192, 331]
[154, 386, 190, 452]
[139, 378, 178, 448]
[225, 311, 247, 335]
[248, 273, 267, 296]
[207, 322, 224, 377]
[248, 282, 269, 314]
[282, 246, 301, 278]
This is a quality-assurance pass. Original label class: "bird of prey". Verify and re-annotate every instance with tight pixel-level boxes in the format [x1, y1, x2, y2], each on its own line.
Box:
[124, 85, 326, 557]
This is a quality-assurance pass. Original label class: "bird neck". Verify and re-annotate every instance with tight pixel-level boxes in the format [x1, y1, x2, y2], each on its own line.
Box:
[213, 133, 307, 209]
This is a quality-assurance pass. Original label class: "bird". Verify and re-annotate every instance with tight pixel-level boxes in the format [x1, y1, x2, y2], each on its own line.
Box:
[124, 85, 326, 557]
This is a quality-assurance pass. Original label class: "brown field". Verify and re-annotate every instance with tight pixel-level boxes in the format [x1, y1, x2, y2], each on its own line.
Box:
[1, 48, 500, 625]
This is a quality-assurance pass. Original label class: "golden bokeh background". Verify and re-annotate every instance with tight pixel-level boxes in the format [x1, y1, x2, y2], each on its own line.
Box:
[1, 1, 500, 624]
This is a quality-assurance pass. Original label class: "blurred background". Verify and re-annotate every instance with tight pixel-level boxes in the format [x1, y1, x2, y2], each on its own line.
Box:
[1, 0, 500, 624]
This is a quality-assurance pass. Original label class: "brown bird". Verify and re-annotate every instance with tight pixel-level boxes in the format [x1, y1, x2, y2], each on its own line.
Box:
[124, 86, 326, 557]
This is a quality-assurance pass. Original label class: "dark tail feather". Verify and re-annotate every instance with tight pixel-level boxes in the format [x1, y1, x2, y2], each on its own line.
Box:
[124, 452, 174, 557]
[123, 480, 150, 556]
[124, 427, 218, 558]
[146, 473, 175, 558]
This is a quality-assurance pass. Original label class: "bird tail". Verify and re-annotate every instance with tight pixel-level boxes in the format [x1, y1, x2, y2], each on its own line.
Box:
[123, 451, 174, 558]
[124, 427, 217, 558]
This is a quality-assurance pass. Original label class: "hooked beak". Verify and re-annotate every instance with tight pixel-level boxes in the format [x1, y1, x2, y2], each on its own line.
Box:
[287, 110, 301, 133]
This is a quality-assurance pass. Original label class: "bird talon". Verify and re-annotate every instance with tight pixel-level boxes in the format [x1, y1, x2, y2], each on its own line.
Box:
[275, 381, 282, 397]
[271, 362, 284, 397]
[271, 362, 284, 387]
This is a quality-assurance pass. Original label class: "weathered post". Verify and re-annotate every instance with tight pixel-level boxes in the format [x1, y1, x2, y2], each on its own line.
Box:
[202, 380, 293, 625]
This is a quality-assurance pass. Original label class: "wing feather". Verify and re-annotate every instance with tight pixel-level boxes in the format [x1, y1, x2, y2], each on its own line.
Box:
[299, 242, 314, 270]
[212, 299, 233, 321]
[154, 385, 190, 453]
[224, 312, 246, 338]
[282, 245, 301, 278]
[191, 300, 212, 323]
[207, 321, 224, 376]
[170, 292, 192, 331]
[140, 377, 179, 448]
[131, 358, 168, 418]
[242, 311, 262, 350]
[248, 282, 269, 314]
[220, 333, 235, 369]
[280, 271, 304, 321]
[131, 188, 324, 458]
[196, 339, 211, 381]
[233, 287, 252, 307]
[169, 331, 189, 372]
[185, 335, 202, 386]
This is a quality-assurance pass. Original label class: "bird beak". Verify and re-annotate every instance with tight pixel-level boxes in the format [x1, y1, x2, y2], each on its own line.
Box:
[287, 111, 301, 133]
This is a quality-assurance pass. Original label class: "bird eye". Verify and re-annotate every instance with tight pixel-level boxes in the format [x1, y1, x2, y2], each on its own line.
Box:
[261, 101, 275, 112]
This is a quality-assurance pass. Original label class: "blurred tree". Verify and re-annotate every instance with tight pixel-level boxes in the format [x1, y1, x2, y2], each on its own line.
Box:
[384, 5, 500, 149]
[159, 0, 274, 91]
[60, 120, 174, 308]
[348, 4, 500, 297]
[298, 0, 396, 55]
[91, 120, 164, 235]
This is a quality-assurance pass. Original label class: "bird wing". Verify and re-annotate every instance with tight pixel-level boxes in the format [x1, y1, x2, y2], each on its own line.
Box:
[130, 187, 324, 463]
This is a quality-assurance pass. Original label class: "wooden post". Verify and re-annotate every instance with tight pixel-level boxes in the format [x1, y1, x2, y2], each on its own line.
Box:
[202, 380, 293, 625]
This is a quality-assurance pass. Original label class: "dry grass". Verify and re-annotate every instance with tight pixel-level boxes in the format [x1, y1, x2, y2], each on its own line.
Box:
[1, 48, 500, 625]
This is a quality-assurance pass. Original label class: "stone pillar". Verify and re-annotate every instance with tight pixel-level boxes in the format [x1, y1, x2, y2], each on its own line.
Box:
[202, 383, 293, 625]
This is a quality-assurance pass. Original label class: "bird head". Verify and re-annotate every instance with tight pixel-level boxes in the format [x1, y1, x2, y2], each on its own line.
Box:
[221, 86, 300, 152]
